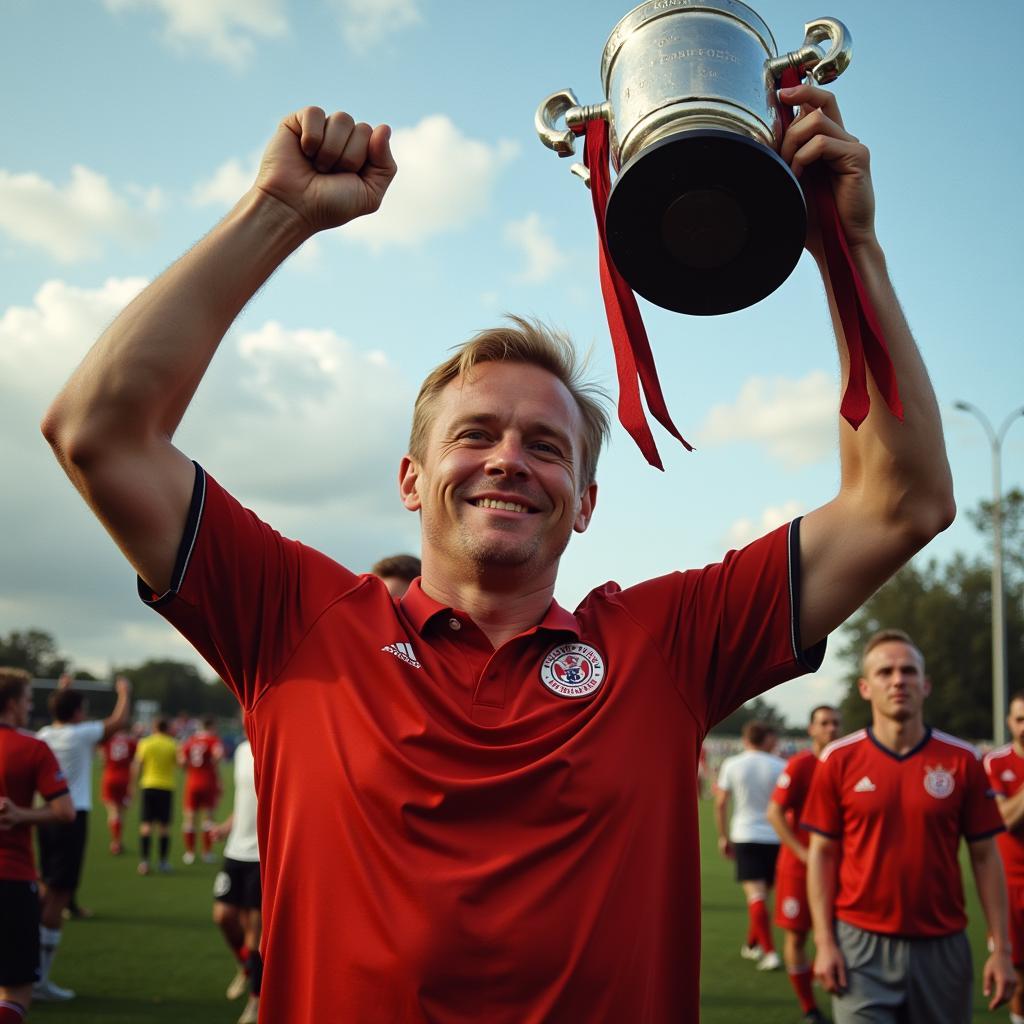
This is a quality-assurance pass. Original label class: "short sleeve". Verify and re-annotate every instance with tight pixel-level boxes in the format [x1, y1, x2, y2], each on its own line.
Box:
[138, 464, 362, 711]
[964, 754, 1005, 842]
[34, 742, 68, 802]
[983, 753, 1008, 797]
[771, 763, 798, 810]
[800, 753, 842, 839]
[716, 759, 733, 793]
[79, 721, 105, 748]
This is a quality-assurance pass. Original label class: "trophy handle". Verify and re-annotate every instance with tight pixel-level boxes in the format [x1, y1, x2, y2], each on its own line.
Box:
[768, 17, 852, 85]
[536, 90, 612, 162]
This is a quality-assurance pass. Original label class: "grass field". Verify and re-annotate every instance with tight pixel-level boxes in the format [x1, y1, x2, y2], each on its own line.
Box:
[28, 766, 1001, 1022]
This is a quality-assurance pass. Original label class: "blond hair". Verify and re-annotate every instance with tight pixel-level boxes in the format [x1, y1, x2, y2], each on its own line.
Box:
[861, 628, 924, 673]
[408, 316, 610, 488]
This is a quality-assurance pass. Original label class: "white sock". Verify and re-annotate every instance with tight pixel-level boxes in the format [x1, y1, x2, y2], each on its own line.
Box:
[38, 925, 62, 983]
[1009, 1013, 1024, 1024]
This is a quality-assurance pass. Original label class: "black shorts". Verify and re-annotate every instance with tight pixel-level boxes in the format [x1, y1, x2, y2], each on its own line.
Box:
[141, 788, 173, 824]
[734, 841, 780, 884]
[37, 810, 88, 892]
[0, 878, 41, 986]
[213, 858, 261, 910]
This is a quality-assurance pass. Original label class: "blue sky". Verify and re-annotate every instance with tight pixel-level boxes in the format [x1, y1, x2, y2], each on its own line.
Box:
[2, 0, 1021, 726]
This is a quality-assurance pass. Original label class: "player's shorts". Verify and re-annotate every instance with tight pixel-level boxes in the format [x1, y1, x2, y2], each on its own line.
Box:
[0, 879, 41, 986]
[774, 865, 811, 932]
[184, 782, 220, 812]
[141, 787, 173, 824]
[1008, 879, 1024, 967]
[37, 810, 88, 892]
[734, 842, 780, 884]
[101, 775, 131, 806]
[832, 920, 972, 1024]
[213, 858, 261, 910]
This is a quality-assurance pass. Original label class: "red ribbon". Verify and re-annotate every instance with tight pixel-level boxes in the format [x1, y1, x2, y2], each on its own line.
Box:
[582, 118, 693, 470]
[778, 67, 903, 428]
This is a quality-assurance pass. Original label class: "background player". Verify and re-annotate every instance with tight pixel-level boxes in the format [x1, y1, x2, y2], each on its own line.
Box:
[805, 629, 1014, 1022]
[370, 553, 421, 599]
[767, 704, 841, 1023]
[984, 691, 1024, 1024]
[179, 716, 223, 864]
[133, 717, 177, 875]
[98, 695, 137, 855]
[210, 736, 261, 1024]
[715, 721, 786, 971]
[0, 668, 74, 1024]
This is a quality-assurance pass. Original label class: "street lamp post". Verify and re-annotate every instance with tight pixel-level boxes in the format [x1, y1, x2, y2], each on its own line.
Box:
[954, 401, 1024, 745]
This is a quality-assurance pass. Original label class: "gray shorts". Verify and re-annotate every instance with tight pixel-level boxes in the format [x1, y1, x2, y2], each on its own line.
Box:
[832, 919, 973, 1024]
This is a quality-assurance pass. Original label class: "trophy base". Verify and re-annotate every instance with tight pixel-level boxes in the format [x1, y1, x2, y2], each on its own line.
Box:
[605, 129, 807, 316]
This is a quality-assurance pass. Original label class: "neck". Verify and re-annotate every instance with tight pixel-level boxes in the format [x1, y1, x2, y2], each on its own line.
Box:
[870, 714, 926, 755]
[0, 711, 17, 728]
[1013, 739, 1024, 758]
[812, 741, 826, 756]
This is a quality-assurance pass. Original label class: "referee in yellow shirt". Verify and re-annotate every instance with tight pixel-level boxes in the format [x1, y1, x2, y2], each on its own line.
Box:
[132, 718, 178, 875]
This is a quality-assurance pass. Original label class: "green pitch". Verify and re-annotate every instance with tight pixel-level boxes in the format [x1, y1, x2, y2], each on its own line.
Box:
[29, 768, 998, 1022]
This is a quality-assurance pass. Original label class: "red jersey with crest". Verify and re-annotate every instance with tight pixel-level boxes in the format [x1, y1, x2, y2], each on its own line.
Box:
[181, 732, 223, 787]
[139, 466, 825, 1023]
[770, 747, 818, 878]
[983, 744, 1024, 884]
[802, 727, 1002, 937]
[0, 724, 68, 880]
[100, 732, 137, 782]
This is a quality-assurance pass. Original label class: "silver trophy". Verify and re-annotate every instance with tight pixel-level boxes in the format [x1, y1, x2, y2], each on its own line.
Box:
[536, 0, 852, 315]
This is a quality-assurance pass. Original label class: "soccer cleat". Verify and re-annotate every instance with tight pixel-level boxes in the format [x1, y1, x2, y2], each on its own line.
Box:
[158, 861, 172, 873]
[756, 950, 781, 971]
[237, 996, 259, 1024]
[802, 1010, 827, 1024]
[182, 851, 196, 865]
[32, 979, 76, 1001]
[226, 967, 249, 1000]
[110, 840, 122, 855]
[137, 861, 150, 876]
[739, 944, 764, 961]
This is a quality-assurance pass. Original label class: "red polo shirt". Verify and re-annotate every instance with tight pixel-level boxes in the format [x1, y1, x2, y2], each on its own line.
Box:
[771, 747, 818, 879]
[141, 465, 824, 1023]
[984, 744, 1024, 884]
[802, 727, 1002, 937]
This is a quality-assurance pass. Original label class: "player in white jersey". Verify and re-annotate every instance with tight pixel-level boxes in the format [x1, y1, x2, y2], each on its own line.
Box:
[715, 720, 787, 971]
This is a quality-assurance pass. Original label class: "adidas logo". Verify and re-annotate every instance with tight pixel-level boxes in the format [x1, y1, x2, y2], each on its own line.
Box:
[853, 776, 876, 793]
[382, 642, 421, 669]
[1002, 770, 1016, 783]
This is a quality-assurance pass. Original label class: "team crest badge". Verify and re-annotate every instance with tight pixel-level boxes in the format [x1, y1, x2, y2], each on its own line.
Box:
[924, 764, 955, 799]
[539, 643, 606, 699]
[1002, 770, 1016, 783]
[777, 772, 792, 789]
[782, 898, 801, 919]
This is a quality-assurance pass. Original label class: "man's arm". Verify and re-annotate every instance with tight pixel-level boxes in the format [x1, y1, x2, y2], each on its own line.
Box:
[100, 676, 132, 742]
[0, 792, 75, 828]
[777, 84, 956, 647]
[713, 787, 733, 859]
[40, 109, 397, 594]
[807, 832, 846, 994]
[994, 790, 1024, 833]
[766, 800, 807, 864]
[968, 838, 1017, 1010]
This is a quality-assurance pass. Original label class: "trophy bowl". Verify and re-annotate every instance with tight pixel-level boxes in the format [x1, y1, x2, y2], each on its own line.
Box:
[536, 0, 852, 315]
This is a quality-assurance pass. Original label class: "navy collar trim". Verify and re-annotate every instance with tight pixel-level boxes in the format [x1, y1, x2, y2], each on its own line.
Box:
[867, 724, 932, 762]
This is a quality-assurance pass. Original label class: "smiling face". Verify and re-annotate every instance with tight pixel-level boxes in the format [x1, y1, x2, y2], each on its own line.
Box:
[399, 361, 597, 585]
[858, 640, 930, 725]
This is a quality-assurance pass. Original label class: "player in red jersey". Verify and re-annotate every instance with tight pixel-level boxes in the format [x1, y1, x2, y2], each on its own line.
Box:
[0, 668, 75, 1024]
[179, 717, 223, 864]
[99, 716, 137, 855]
[804, 630, 1014, 1023]
[43, 86, 957, 1020]
[766, 704, 841, 1023]
[984, 691, 1024, 1024]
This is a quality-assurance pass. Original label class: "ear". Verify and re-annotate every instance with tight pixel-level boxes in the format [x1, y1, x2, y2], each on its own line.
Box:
[922, 675, 932, 699]
[857, 676, 870, 702]
[573, 481, 598, 534]
[399, 456, 422, 512]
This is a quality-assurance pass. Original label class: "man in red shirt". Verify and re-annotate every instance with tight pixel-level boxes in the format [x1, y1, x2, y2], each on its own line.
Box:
[99, 710, 137, 855]
[179, 717, 223, 864]
[42, 89, 955, 1020]
[0, 668, 75, 1024]
[766, 703, 841, 1023]
[804, 629, 1014, 1022]
[984, 691, 1024, 1024]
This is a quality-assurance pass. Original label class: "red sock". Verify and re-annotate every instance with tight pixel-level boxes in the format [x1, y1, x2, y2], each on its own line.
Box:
[111, 819, 122, 843]
[202, 828, 213, 854]
[237, 945, 250, 968]
[788, 965, 817, 1013]
[0, 1001, 26, 1022]
[747, 897, 774, 954]
[183, 829, 195, 853]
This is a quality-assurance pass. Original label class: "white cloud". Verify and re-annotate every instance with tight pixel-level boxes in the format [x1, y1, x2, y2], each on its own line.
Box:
[0, 167, 161, 263]
[331, 0, 422, 47]
[698, 370, 837, 467]
[504, 213, 566, 285]
[191, 155, 259, 206]
[723, 500, 805, 550]
[103, 0, 287, 68]
[342, 115, 518, 249]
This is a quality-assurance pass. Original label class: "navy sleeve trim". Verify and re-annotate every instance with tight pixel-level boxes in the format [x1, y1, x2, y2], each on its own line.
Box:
[788, 517, 827, 671]
[44, 786, 70, 802]
[800, 823, 840, 840]
[137, 461, 206, 609]
[966, 825, 1006, 843]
